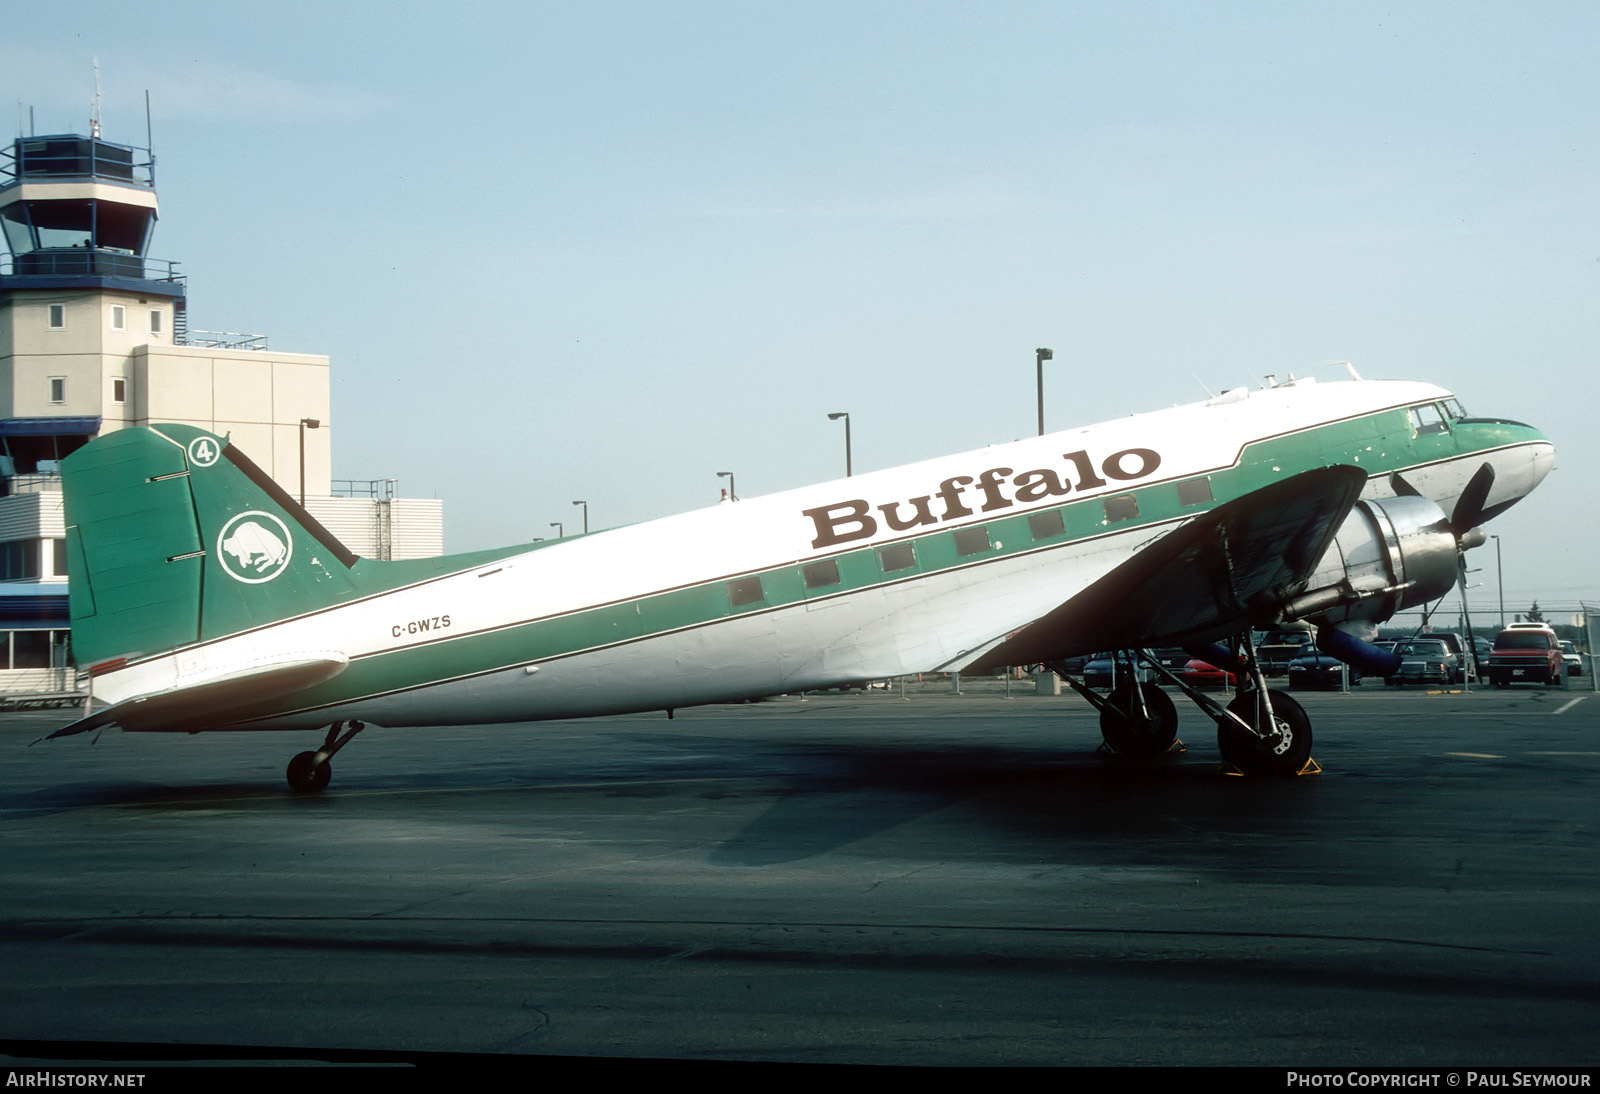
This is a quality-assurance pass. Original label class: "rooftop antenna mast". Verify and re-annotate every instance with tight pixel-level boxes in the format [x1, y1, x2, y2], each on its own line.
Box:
[90, 56, 102, 138]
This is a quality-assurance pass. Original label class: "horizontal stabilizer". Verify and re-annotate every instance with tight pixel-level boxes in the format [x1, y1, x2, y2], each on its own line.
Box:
[962, 466, 1368, 672]
[48, 654, 350, 738]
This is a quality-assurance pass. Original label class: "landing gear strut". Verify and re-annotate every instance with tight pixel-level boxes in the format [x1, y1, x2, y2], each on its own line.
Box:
[1049, 634, 1319, 776]
[286, 720, 366, 794]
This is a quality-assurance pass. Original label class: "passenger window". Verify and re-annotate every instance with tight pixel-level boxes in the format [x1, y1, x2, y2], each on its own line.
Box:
[1103, 494, 1138, 522]
[727, 576, 764, 607]
[953, 526, 990, 556]
[1177, 478, 1212, 507]
[802, 559, 841, 589]
[1027, 510, 1065, 540]
[878, 542, 916, 573]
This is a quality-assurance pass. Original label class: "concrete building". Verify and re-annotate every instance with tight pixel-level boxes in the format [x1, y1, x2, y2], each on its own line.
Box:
[0, 130, 440, 697]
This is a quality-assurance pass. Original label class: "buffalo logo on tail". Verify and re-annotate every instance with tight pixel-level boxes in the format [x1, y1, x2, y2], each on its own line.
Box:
[217, 512, 293, 583]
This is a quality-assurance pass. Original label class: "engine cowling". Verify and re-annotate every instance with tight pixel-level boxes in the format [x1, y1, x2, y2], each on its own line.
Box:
[1279, 496, 1461, 627]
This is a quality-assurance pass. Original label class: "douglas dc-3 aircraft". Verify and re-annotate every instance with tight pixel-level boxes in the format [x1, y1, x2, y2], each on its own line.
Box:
[47, 373, 1554, 792]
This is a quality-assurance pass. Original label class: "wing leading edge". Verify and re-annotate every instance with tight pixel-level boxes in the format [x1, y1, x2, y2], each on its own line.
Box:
[960, 465, 1369, 673]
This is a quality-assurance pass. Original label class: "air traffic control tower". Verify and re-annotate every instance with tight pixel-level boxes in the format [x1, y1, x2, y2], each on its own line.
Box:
[0, 127, 441, 694]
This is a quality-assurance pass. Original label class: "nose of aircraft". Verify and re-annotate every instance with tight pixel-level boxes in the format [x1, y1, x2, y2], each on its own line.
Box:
[1478, 429, 1556, 523]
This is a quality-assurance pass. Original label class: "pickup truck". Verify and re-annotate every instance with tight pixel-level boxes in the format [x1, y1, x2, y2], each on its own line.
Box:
[1488, 625, 1563, 687]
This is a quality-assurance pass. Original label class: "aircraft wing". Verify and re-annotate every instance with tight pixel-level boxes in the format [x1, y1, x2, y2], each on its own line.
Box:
[958, 465, 1368, 673]
[46, 654, 349, 738]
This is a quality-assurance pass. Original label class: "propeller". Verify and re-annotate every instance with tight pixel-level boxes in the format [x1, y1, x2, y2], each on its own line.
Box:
[1397, 462, 1498, 684]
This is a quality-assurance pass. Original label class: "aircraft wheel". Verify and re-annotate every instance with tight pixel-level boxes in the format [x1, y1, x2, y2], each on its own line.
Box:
[1099, 682, 1178, 758]
[287, 751, 331, 794]
[1218, 690, 1312, 776]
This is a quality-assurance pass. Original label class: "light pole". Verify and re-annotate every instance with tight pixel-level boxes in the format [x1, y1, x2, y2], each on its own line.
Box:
[298, 418, 321, 505]
[1491, 534, 1505, 628]
[827, 412, 852, 476]
[1035, 348, 1053, 436]
[550, 521, 563, 539]
[572, 499, 588, 534]
[718, 471, 736, 501]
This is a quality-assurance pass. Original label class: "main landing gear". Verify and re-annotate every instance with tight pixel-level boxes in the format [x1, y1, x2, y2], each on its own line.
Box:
[286, 720, 366, 794]
[1048, 639, 1318, 776]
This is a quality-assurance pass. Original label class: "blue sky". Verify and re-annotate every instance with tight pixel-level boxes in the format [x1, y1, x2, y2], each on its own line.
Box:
[9, 1, 1598, 615]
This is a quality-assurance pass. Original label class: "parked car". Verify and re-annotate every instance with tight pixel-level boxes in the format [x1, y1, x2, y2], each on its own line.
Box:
[1288, 651, 1361, 690]
[1560, 640, 1584, 678]
[1083, 653, 1156, 690]
[1256, 628, 1315, 676]
[1386, 639, 1461, 687]
[1488, 625, 1562, 687]
[1181, 658, 1236, 689]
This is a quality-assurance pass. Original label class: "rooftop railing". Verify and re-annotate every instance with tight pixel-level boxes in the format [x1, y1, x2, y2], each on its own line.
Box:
[2, 136, 155, 188]
[0, 251, 185, 284]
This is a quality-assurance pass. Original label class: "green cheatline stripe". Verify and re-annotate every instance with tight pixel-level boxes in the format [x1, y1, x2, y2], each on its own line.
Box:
[229, 406, 1541, 721]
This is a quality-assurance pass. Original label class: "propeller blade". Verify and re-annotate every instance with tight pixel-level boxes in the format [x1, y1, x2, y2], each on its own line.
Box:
[1389, 471, 1423, 498]
[1451, 462, 1496, 537]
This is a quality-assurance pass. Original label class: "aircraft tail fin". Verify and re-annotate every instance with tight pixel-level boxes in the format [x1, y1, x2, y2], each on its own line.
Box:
[63, 424, 363, 669]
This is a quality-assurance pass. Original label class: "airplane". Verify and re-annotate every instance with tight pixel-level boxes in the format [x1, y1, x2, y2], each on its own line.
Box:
[46, 372, 1555, 792]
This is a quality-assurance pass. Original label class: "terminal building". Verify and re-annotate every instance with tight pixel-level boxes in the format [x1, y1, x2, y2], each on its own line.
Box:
[0, 127, 442, 696]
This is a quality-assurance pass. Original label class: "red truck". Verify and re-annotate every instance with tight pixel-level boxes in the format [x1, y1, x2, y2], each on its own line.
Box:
[1487, 624, 1563, 687]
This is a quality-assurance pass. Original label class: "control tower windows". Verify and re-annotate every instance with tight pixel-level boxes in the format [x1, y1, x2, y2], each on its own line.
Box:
[110, 304, 126, 331]
[47, 304, 65, 329]
[49, 377, 65, 404]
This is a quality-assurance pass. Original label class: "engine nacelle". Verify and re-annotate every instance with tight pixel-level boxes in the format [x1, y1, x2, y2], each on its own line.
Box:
[1279, 496, 1460, 627]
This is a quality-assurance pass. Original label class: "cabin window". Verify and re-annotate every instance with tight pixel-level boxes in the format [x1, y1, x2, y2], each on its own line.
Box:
[802, 559, 841, 589]
[110, 304, 126, 331]
[878, 542, 916, 573]
[1027, 510, 1065, 540]
[1177, 478, 1213, 507]
[953, 526, 990, 556]
[49, 377, 66, 404]
[47, 303, 65, 329]
[1409, 403, 1448, 436]
[1103, 494, 1138, 522]
[112, 378, 126, 404]
[727, 576, 764, 607]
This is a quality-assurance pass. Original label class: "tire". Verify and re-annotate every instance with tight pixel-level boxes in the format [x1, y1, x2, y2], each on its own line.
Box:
[287, 751, 331, 794]
[1099, 681, 1178, 759]
[1219, 690, 1313, 776]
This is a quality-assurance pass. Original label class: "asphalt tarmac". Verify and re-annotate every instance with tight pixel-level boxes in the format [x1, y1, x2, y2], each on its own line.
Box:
[2, 680, 1597, 1066]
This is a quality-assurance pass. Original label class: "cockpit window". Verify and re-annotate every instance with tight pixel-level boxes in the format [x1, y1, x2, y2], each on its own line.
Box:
[1442, 398, 1469, 419]
[1409, 403, 1449, 436]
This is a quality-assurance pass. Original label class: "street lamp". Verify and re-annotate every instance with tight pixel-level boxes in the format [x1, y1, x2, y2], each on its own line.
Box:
[717, 471, 736, 501]
[827, 412, 852, 477]
[550, 521, 563, 539]
[1035, 348, 1053, 436]
[298, 418, 321, 505]
[572, 499, 588, 534]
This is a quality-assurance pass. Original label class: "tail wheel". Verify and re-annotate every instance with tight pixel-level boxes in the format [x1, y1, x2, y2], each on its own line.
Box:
[287, 751, 331, 794]
[1218, 689, 1312, 776]
[1100, 681, 1178, 758]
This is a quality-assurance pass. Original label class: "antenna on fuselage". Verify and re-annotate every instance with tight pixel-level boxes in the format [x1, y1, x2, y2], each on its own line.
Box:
[1192, 373, 1216, 398]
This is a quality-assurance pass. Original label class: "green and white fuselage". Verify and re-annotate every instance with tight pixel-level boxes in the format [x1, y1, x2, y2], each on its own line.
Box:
[61, 377, 1553, 737]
